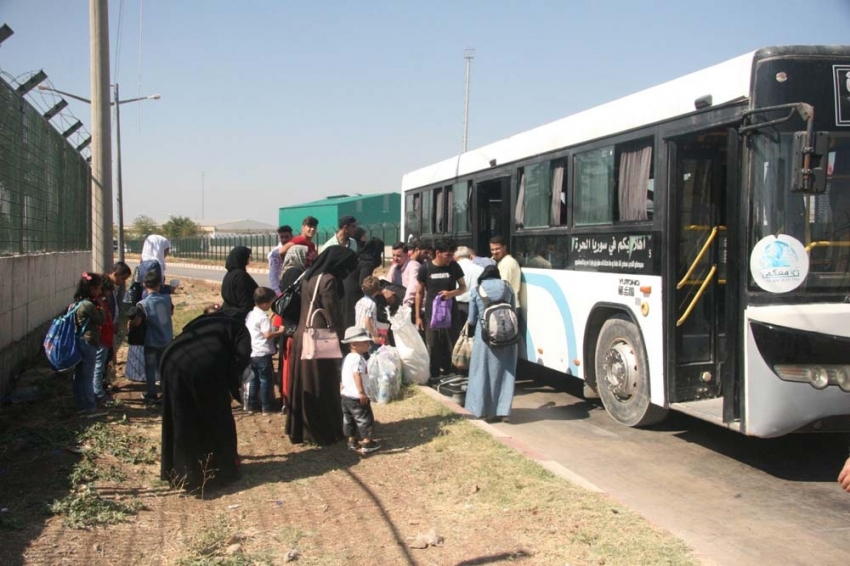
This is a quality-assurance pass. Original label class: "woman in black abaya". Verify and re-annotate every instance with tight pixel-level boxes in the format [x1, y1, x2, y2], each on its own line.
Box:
[220, 246, 258, 321]
[285, 246, 357, 446]
[160, 312, 251, 491]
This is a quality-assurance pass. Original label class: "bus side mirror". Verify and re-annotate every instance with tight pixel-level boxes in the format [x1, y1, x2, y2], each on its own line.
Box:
[791, 131, 828, 194]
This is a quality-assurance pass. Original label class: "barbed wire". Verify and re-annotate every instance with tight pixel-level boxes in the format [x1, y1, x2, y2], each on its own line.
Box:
[0, 68, 93, 161]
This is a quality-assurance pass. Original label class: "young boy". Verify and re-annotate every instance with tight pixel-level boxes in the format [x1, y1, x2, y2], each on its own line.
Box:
[355, 276, 383, 345]
[132, 269, 174, 404]
[340, 326, 380, 454]
[245, 287, 284, 414]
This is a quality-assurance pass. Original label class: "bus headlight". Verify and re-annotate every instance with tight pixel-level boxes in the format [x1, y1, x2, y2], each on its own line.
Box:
[835, 367, 850, 392]
[805, 367, 830, 390]
[773, 364, 850, 391]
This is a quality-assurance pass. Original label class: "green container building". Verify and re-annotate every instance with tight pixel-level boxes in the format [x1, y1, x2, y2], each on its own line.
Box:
[278, 193, 401, 241]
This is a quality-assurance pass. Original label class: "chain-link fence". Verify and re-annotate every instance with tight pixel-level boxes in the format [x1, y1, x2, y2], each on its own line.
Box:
[127, 223, 401, 264]
[0, 78, 91, 256]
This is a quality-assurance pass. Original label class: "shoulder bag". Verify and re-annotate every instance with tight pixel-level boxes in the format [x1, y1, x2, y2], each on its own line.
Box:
[300, 275, 343, 361]
[451, 324, 473, 370]
[272, 270, 305, 324]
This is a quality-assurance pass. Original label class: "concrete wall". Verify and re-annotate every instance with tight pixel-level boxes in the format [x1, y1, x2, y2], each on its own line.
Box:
[0, 252, 91, 398]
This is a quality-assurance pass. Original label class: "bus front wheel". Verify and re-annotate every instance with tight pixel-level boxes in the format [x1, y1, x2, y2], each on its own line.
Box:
[595, 316, 667, 427]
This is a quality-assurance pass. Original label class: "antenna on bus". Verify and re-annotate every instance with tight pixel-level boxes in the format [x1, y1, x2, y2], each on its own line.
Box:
[463, 48, 475, 153]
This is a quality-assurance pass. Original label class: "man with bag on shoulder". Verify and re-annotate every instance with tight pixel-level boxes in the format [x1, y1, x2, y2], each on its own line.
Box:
[415, 237, 466, 384]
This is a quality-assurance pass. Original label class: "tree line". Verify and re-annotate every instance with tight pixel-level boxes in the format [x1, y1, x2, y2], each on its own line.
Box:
[128, 215, 204, 240]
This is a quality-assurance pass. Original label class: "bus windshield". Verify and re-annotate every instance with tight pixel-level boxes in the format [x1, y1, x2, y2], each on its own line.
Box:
[750, 132, 850, 293]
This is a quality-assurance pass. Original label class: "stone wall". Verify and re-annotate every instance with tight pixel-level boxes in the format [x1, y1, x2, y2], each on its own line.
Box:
[0, 252, 90, 400]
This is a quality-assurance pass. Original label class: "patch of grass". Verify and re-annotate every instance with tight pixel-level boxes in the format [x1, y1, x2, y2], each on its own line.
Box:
[409, 407, 695, 564]
[0, 423, 78, 459]
[79, 422, 157, 465]
[49, 485, 146, 529]
[172, 305, 205, 334]
[0, 513, 24, 532]
[176, 513, 272, 566]
[70, 458, 127, 485]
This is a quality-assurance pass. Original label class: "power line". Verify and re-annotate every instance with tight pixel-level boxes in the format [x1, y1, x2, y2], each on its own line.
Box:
[113, 0, 126, 83]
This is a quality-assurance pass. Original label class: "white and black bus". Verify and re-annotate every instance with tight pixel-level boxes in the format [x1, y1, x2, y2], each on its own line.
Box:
[401, 45, 850, 437]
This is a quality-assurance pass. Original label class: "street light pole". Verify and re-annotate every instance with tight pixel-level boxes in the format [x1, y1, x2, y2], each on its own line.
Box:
[37, 84, 160, 264]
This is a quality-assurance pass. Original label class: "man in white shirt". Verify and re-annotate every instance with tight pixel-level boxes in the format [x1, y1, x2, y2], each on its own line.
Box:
[320, 215, 358, 252]
[267, 225, 293, 293]
[490, 235, 521, 308]
[454, 246, 484, 323]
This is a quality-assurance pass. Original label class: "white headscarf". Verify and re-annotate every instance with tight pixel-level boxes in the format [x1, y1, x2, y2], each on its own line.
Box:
[141, 234, 171, 271]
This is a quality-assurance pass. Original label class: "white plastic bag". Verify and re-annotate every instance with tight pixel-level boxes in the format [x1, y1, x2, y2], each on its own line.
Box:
[388, 306, 430, 385]
[366, 345, 402, 404]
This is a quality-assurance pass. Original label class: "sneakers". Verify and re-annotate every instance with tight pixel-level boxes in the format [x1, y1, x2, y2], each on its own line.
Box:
[142, 393, 162, 405]
[348, 439, 380, 454]
[358, 440, 381, 454]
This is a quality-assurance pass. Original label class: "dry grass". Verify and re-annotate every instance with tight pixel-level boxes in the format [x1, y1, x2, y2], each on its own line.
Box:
[0, 278, 696, 566]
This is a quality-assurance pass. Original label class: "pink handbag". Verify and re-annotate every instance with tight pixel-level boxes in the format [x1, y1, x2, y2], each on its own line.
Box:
[300, 275, 343, 361]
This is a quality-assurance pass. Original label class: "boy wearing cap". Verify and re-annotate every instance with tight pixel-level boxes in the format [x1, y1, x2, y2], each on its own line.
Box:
[340, 326, 380, 454]
[320, 215, 358, 252]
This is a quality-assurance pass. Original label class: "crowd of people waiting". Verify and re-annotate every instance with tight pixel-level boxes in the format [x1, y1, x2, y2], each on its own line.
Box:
[61, 221, 850, 495]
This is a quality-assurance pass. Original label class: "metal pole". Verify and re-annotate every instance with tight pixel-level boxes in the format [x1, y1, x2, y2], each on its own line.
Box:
[201, 171, 205, 220]
[462, 48, 474, 153]
[114, 82, 125, 263]
[90, 0, 113, 272]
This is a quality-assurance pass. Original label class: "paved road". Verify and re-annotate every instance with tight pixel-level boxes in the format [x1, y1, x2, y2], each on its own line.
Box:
[166, 263, 850, 565]
[502, 366, 850, 566]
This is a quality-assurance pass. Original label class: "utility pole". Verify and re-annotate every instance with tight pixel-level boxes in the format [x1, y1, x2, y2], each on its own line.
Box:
[90, 0, 113, 272]
[114, 82, 125, 262]
[462, 48, 474, 153]
[201, 171, 205, 220]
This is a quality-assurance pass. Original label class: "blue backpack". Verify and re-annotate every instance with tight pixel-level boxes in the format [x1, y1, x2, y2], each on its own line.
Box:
[43, 303, 88, 371]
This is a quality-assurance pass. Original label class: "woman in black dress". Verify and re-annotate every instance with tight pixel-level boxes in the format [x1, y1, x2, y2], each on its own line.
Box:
[285, 246, 357, 446]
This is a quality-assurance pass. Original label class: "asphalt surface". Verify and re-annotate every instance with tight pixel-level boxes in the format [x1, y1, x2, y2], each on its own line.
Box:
[166, 261, 850, 565]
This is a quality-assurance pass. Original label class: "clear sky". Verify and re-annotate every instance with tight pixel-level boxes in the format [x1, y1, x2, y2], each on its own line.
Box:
[2, 0, 849, 226]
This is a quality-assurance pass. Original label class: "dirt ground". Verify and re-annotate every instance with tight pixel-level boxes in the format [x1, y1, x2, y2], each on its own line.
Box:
[0, 279, 695, 565]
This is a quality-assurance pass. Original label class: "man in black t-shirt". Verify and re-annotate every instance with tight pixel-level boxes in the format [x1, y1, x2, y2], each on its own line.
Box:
[415, 238, 467, 382]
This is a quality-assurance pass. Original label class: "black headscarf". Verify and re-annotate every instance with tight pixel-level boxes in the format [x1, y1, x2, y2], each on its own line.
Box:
[357, 237, 384, 270]
[479, 265, 501, 282]
[225, 246, 251, 271]
[304, 246, 357, 282]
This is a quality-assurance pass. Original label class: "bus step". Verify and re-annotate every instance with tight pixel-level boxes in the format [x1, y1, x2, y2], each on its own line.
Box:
[669, 398, 740, 431]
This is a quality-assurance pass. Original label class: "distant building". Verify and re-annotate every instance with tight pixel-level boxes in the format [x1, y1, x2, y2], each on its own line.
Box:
[278, 193, 401, 237]
[195, 219, 278, 236]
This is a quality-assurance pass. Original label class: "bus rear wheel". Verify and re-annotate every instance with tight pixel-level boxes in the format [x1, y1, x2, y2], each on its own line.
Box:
[595, 316, 667, 427]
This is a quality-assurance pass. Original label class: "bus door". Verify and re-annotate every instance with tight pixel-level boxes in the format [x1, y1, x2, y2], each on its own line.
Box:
[669, 129, 730, 406]
[472, 176, 511, 258]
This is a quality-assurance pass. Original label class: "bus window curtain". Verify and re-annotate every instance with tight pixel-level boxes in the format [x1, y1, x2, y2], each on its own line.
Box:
[446, 189, 454, 233]
[618, 144, 652, 221]
[515, 171, 526, 228]
[435, 189, 444, 232]
[550, 165, 564, 225]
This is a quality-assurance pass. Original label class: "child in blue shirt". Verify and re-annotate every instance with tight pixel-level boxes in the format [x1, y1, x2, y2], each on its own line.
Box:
[130, 269, 173, 403]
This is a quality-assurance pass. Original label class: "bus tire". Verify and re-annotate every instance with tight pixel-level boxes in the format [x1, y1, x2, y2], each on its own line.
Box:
[595, 316, 667, 427]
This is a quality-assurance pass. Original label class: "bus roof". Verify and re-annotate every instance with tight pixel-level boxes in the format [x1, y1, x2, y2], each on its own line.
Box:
[401, 50, 755, 192]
